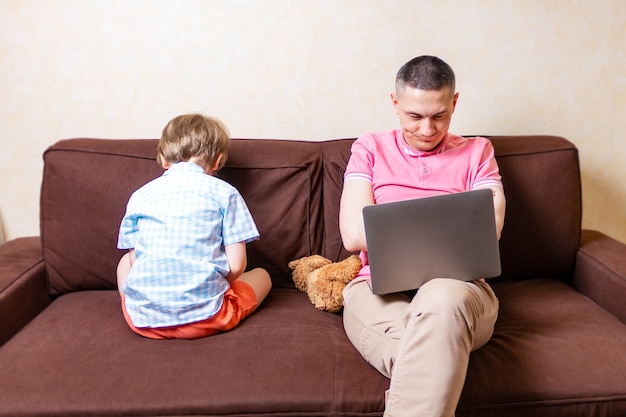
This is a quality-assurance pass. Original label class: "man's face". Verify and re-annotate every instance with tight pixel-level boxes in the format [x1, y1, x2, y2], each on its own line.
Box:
[391, 86, 458, 152]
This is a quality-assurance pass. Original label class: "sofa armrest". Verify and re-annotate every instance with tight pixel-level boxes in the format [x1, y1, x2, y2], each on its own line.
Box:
[572, 229, 626, 324]
[0, 237, 51, 346]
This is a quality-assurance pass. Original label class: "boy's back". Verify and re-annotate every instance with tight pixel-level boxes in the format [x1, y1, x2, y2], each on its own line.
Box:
[115, 113, 271, 339]
[118, 161, 259, 328]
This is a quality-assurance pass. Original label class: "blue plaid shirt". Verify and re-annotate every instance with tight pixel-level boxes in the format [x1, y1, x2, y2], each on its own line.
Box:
[117, 162, 259, 327]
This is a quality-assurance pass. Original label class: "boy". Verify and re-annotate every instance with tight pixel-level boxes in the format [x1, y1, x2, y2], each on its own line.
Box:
[116, 113, 271, 339]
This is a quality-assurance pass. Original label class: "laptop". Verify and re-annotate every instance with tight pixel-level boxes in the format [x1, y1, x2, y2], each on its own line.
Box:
[362, 189, 501, 295]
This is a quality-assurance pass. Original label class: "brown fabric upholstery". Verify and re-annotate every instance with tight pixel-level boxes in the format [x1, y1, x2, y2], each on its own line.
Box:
[41, 139, 163, 294]
[573, 229, 626, 324]
[221, 139, 324, 287]
[1, 135, 625, 416]
[41, 138, 325, 293]
[40, 136, 581, 293]
[0, 289, 387, 416]
[0, 237, 49, 346]
[461, 279, 626, 416]
[490, 135, 582, 282]
[320, 139, 356, 262]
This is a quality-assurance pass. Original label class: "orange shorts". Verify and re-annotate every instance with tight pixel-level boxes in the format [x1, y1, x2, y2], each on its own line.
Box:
[121, 280, 257, 340]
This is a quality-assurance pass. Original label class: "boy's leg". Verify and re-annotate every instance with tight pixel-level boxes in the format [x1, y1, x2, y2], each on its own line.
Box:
[237, 267, 272, 307]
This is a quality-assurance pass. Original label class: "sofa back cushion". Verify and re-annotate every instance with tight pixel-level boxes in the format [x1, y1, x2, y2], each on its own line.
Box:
[41, 138, 324, 295]
[319, 139, 356, 262]
[489, 135, 582, 281]
[319, 135, 582, 282]
[41, 139, 163, 295]
[40, 135, 581, 295]
[219, 139, 324, 286]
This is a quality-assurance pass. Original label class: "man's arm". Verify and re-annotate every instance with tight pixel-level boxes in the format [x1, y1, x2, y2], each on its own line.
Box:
[485, 185, 506, 240]
[339, 179, 375, 252]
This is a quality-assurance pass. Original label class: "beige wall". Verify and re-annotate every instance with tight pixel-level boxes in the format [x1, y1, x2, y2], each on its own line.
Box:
[1, 0, 625, 243]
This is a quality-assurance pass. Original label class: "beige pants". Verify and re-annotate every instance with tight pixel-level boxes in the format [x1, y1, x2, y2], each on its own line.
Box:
[342, 278, 499, 417]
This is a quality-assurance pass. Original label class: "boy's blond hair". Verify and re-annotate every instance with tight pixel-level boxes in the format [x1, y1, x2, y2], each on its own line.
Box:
[157, 113, 230, 170]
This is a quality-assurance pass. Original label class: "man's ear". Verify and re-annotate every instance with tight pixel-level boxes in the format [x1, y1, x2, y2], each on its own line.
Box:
[452, 92, 459, 112]
[390, 92, 399, 114]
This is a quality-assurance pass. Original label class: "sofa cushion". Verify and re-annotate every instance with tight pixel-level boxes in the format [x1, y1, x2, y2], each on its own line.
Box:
[220, 139, 324, 287]
[41, 138, 324, 294]
[41, 135, 581, 295]
[2, 280, 625, 416]
[460, 279, 626, 416]
[0, 289, 387, 416]
[320, 139, 356, 262]
[41, 139, 164, 295]
[490, 135, 582, 282]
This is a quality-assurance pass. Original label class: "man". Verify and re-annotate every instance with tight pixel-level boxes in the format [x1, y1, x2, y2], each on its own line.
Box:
[339, 55, 505, 417]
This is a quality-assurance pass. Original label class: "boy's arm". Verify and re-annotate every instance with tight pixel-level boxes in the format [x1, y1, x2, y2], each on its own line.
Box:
[224, 242, 247, 282]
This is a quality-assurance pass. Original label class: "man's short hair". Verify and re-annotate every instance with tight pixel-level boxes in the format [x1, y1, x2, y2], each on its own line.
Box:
[395, 55, 456, 96]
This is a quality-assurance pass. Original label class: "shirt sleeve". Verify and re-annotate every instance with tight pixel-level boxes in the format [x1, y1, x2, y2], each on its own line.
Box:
[472, 139, 503, 190]
[344, 134, 375, 183]
[221, 190, 260, 246]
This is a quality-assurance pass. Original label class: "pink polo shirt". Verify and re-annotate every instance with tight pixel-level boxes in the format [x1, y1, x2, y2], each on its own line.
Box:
[344, 129, 503, 277]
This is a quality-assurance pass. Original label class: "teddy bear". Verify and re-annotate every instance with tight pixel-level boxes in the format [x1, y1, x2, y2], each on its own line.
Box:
[288, 254, 362, 313]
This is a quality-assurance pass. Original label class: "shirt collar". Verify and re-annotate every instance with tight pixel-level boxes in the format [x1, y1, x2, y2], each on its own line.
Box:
[402, 133, 449, 157]
[163, 161, 205, 175]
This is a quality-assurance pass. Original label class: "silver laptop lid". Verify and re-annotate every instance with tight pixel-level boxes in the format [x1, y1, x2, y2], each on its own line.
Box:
[363, 189, 501, 295]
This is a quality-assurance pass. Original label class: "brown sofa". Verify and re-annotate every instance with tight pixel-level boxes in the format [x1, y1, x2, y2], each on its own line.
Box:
[1, 135, 626, 416]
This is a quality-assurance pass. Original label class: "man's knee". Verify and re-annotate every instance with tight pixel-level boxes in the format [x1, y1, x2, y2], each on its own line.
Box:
[410, 278, 482, 319]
